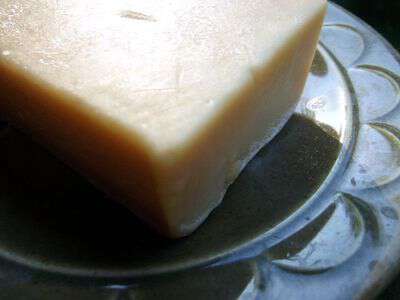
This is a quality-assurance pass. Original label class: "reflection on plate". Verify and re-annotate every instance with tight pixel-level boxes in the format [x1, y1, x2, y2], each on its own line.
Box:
[0, 3, 399, 300]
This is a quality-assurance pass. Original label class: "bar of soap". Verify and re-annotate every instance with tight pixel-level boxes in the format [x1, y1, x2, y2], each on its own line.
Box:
[0, 0, 326, 237]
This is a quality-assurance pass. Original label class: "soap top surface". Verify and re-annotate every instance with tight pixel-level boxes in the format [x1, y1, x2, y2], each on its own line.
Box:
[0, 0, 326, 153]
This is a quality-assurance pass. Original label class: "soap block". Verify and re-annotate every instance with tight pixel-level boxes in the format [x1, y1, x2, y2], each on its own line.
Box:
[0, 0, 327, 237]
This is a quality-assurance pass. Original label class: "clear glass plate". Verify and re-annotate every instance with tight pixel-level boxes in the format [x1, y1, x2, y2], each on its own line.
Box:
[0, 3, 399, 300]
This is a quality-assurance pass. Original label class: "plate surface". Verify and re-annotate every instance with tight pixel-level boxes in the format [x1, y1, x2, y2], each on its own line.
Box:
[1, 3, 400, 299]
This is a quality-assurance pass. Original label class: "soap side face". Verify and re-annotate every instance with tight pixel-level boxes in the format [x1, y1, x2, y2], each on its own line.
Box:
[0, 0, 327, 237]
[156, 6, 328, 236]
[0, 62, 170, 231]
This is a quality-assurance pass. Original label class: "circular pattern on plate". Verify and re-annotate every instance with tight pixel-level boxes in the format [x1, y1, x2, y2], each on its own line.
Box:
[349, 66, 400, 122]
[272, 194, 365, 273]
[320, 24, 365, 66]
[342, 124, 400, 190]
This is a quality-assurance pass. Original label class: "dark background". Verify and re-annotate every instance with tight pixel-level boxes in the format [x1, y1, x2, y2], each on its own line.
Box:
[331, 1, 399, 299]
[332, 0, 400, 50]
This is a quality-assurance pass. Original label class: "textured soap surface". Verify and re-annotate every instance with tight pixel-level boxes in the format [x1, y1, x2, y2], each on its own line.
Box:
[0, 0, 326, 237]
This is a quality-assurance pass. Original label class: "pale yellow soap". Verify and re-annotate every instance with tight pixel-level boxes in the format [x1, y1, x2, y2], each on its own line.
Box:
[0, 0, 327, 237]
